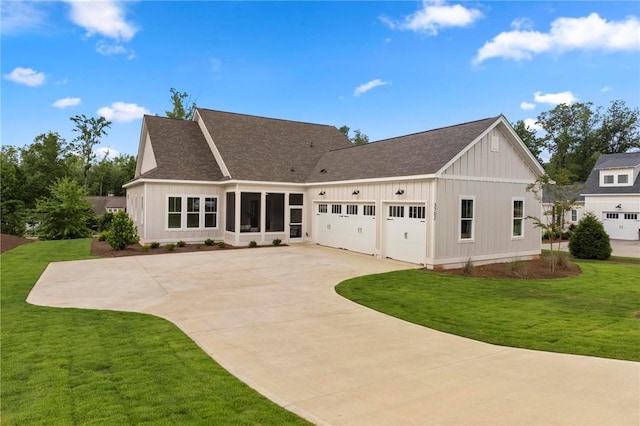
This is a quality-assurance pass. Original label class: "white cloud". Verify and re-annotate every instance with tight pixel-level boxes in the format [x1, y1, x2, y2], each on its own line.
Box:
[95, 147, 120, 159]
[65, 0, 137, 41]
[520, 101, 536, 110]
[600, 85, 613, 93]
[534, 91, 578, 105]
[3, 67, 46, 87]
[96, 40, 135, 58]
[524, 118, 543, 133]
[353, 79, 389, 97]
[475, 13, 640, 64]
[52, 97, 81, 108]
[381, 0, 482, 35]
[97, 102, 149, 122]
[0, 1, 47, 35]
[511, 17, 534, 31]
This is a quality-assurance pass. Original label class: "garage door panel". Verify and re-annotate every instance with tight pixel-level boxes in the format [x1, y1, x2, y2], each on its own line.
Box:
[603, 212, 639, 240]
[383, 204, 426, 264]
[315, 203, 376, 255]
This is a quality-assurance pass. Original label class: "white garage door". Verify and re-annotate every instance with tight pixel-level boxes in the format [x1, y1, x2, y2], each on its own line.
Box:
[315, 202, 376, 255]
[383, 204, 427, 264]
[603, 212, 640, 240]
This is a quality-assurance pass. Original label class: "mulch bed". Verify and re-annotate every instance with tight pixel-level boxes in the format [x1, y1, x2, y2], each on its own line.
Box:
[0, 234, 36, 253]
[91, 239, 228, 257]
[430, 257, 582, 279]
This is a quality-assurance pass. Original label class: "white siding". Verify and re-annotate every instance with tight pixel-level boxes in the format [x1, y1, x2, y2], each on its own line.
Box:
[584, 195, 640, 240]
[139, 134, 157, 175]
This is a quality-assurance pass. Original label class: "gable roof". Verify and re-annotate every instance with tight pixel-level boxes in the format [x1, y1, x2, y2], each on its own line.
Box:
[86, 196, 126, 215]
[137, 115, 224, 181]
[196, 108, 352, 183]
[584, 152, 640, 195]
[306, 116, 500, 183]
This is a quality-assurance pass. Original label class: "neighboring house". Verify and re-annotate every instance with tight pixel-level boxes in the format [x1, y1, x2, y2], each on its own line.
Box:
[541, 184, 585, 231]
[86, 195, 126, 216]
[582, 152, 640, 240]
[124, 108, 545, 269]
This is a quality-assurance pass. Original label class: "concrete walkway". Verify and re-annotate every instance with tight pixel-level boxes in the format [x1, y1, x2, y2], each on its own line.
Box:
[28, 245, 639, 425]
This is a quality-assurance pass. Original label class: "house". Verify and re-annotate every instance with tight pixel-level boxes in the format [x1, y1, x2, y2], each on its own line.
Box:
[124, 108, 545, 269]
[582, 152, 640, 240]
[541, 184, 585, 231]
[86, 195, 126, 216]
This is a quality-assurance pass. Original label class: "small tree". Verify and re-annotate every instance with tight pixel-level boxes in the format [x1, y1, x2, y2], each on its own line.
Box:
[70, 115, 112, 189]
[569, 212, 612, 260]
[35, 177, 94, 240]
[166, 88, 197, 120]
[106, 210, 139, 250]
[338, 125, 369, 145]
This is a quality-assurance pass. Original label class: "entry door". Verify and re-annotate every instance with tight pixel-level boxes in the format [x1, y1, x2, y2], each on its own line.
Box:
[289, 193, 304, 240]
[383, 204, 427, 264]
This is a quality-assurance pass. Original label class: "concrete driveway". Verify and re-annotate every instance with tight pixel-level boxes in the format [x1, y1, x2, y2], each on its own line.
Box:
[28, 245, 639, 425]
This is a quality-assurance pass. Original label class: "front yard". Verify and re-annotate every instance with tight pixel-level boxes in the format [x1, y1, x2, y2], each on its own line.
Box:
[336, 259, 640, 362]
[0, 239, 308, 425]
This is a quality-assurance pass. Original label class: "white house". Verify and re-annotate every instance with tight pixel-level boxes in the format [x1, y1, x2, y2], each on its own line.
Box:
[582, 152, 640, 240]
[124, 108, 545, 269]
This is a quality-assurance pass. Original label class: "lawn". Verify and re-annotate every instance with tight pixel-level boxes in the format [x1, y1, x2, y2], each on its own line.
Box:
[1, 239, 308, 425]
[336, 259, 640, 362]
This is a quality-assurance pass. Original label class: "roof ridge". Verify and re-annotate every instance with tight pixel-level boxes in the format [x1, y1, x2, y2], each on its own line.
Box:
[196, 107, 339, 129]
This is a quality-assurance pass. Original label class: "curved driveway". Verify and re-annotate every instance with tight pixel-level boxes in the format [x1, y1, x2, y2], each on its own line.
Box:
[28, 245, 639, 425]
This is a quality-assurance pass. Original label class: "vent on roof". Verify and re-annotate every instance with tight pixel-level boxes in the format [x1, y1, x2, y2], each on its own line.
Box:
[320, 168, 327, 174]
[290, 167, 295, 172]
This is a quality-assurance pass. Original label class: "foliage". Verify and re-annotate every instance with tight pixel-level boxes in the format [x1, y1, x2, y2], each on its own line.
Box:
[217, 241, 226, 249]
[97, 211, 115, 232]
[272, 238, 282, 246]
[461, 258, 475, 276]
[166, 88, 197, 120]
[569, 212, 612, 260]
[204, 238, 214, 246]
[0, 239, 309, 425]
[150, 241, 160, 249]
[338, 125, 369, 145]
[35, 177, 94, 240]
[512, 119, 543, 163]
[249, 240, 257, 247]
[106, 210, 139, 250]
[177, 240, 186, 247]
[166, 243, 176, 251]
[1, 199, 26, 236]
[69, 114, 112, 188]
[88, 153, 136, 196]
[336, 262, 640, 361]
[97, 231, 110, 242]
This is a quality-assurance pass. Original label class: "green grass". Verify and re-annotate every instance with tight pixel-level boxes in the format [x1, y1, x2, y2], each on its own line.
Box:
[1, 239, 308, 425]
[337, 260, 640, 362]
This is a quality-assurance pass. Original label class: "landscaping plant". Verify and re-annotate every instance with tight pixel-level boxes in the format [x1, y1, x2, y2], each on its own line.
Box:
[35, 177, 94, 240]
[106, 210, 139, 250]
[569, 212, 612, 260]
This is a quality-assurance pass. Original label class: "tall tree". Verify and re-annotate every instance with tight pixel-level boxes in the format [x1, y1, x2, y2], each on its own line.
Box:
[1, 146, 26, 235]
[35, 177, 94, 240]
[595, 100, 640, 154]
[166, 88, 197, 120]
[69, 115, 112, 189]
[20, 132, 70, 207]
[338, 125, 369, 145]
[512, 120, 543, 164]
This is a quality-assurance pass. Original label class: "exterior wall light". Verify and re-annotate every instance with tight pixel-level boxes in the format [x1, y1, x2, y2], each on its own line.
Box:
[319, 191, 326, 196]
[352, 190, 360, 195]
[395, 189, 404, 195]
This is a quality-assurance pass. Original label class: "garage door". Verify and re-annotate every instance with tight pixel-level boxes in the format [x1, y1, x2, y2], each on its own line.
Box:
[315, 202, 376, 255]
[383, 204, 427, 264]
[602, 212, 640, 240]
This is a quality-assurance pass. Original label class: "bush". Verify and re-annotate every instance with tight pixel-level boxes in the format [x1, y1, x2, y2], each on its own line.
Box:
[177, 240, 186, 248]
[204, 238, 214, 246]
[249, 240, 257, 247]
[97, 231, 110, 242]
[569, 212, 612, 260]
[272, 238, 282, 246]
[150, 241, 160, 249]
[142, 245, 150, 251]
[106, 210, 139, 250]
[0, 199, 26, 236]
[35, 177, 93, 240]
[97, 212, 114, 232]
[462, 258, 475, 276]
[165, 243, 176, 251]
[217, 241, 226, 249]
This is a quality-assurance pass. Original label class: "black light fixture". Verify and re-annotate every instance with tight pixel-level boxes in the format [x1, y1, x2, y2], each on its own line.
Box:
[616, 204, 622, 209]
[319, 191, 326, 196]
[352, 189, 360, 195]
[395, 189, 404, 195]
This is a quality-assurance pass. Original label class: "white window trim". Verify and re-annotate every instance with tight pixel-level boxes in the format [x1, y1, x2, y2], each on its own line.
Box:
[166, 195, 219, 231]
[511, 197, 525, 240]
[600, 170, 632, 187]
[459, 196, 475, 242]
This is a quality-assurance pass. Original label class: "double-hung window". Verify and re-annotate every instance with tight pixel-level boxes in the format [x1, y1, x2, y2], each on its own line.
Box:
[168, 197, 182, 229]
[204, 198, 217, 228]
[460, 198, 474, 240]
[187, 197, 200, 228]
[512, 199, 524, 238]
[168, 196, 218, 229]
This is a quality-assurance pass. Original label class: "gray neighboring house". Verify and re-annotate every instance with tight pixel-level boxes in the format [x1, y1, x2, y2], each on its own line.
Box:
[86, 195, 126, 216]
[541, 184, 585, 230]
[582, 152, 640, 240]
[124, 108, 545, 269]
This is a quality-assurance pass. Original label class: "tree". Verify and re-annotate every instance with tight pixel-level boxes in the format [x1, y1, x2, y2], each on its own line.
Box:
[35, 177, 94, 240]
[106, 210, 139, 249]
[338, 125, 369, 145]
[595, 100, 640, 154]
[166, 88, 196, 120]
[569, 212, 612, 260]
[512, 120, 543, 164]
[20, 132, 70, 207]
[69, 115, 112, 189]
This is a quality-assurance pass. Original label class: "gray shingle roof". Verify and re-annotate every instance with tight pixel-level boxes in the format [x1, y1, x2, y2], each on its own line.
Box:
[584, 152, 640, 195]
[138, 115, 224, 181]
[86, 196, 126, 215]
[197, 108, 352, 183]
[306, 116, 500, 183]
[541, 185, 585, 203]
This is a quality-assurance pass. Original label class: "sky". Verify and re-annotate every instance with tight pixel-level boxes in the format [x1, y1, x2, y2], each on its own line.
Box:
[2, 0, 639, 159]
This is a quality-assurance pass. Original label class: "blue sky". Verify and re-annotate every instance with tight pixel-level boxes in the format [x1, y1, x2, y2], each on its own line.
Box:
[2, 1, 639, 158]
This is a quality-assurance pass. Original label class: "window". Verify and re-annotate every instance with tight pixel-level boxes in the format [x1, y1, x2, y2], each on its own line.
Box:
[460, 198, 474, 240]
[618, 175, 629, 184]
[187, 197, 200, 228]
[571, 209, 578, 222]
[168, 197, 182, 228]
[241, 192, 261, 232]
[332, 204, 342, 214]
[289, 193, 303, 205]
[204, 198, 217, 228]
[346, 204, 358, 215]
[409, 206, 425, 219]
[388, 205, 404, 218]
[226, 192, 235, 232]
[624, 213, 638, 220]
[603, 175, 614, 184]
[605, 213, 619, 219]
[266, 193, 284, 232]
[363, 205, 375, 216]
[318, 204, 328, 213]
[512, 199, 524, 238]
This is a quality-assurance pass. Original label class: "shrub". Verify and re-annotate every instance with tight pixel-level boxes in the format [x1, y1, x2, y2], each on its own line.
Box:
[272, 238, 282, 246]
[569, 212, 612, 260]
[150, 241, 160, 249]
[106, 210, 139, 250]
[142, 244, 150, 251]
[97, 212, 114, 232]
[165, 243, 176, 251]
[548, 251, 570, 271]
[249, 240, 257, 247]
[217, 241, 226, 249]
[1, 199, 26, 236]
[204, 238, 214, 246]
[177, 240, 186, 248]
[97, 231, 110, 242]
[462, 258, 475, 276]
[35, 177, 93, 240]
[508, 258, 528, 278]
